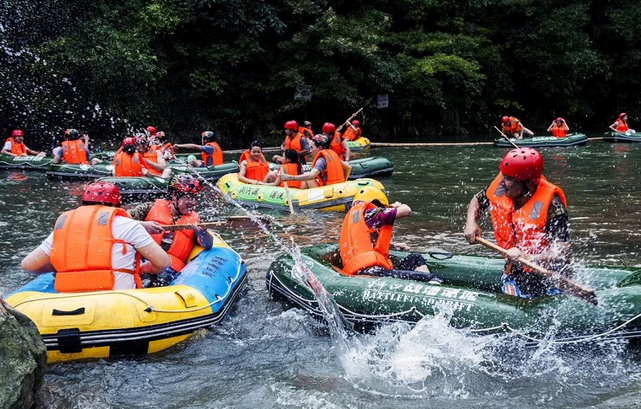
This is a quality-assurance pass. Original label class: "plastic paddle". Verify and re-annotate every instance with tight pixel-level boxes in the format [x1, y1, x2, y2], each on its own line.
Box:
[493, 125, 520, 149]
[475, 236, 597, 305]
[161, 215, 271, 231]
[336, 107, 364, 133]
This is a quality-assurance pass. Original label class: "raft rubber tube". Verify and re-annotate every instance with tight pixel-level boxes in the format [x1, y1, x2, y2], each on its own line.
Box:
[269, 156, 394, 180]
[7, 234, 246, 364]
[266, 243, 641, 343]
[216, 173, 387, 212]
[603, 131, 641, 143]
[0, 154, 54, 171]
[494, 133, 588, 148]
[347, 137, 371, 152]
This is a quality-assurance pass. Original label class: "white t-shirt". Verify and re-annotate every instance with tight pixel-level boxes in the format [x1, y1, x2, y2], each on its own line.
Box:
[3, 141, 30, 152]
[39, 215, 155, 289]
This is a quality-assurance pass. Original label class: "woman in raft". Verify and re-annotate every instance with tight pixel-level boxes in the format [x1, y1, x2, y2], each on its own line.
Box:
[238, 141, 270, 186]
[263, 149, 303, 188]
[280, 135, 351, 188]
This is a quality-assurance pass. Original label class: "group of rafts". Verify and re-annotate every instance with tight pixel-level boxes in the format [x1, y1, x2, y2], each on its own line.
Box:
[5, 118, 641, 365]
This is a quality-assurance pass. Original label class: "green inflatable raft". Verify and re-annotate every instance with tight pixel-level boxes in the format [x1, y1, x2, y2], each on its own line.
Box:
[0, 154, 54, 171]
[269, 156, 393, 180]
[217, 173, 386, 212]
[266, 244, 641, 344]
[603, 131, 641, 143]
[494, 133, 587, 148]
[95, 176, 170, 203]
[46, 162, 238, 181]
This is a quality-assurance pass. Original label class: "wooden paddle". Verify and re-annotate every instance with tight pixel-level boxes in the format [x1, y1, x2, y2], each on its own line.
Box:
[336, 107, 364, 133]
[283, 181, 295, 214]
[494, 125, 520, 149]
[160, 215, 271, 231]
[475, 236, 597, 305]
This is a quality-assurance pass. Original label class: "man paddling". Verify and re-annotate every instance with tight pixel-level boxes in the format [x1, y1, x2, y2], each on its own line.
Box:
[127, 174, 213, 287]
[463, 148, 571, 298]
[21, 182, 170, 291]
[338, 186, 443, 283]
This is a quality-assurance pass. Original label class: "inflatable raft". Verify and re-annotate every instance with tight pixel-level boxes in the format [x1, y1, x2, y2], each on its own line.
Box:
[269, 157, 394, 180]
[94, 175, 169, 203]
[6, 234, 246, 364]
[266, 244, 641, 344]
[0, 154, 54, 171]
[494, 133, 587, 148]
[347, 137, 371, 152]
[603, 131, 641, 143]
[217, 173, 387, 212]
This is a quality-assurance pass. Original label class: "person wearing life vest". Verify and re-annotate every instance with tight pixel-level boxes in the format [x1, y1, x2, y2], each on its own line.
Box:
[464, 148, 571, 299]
[280, 134, 351, 188]
[501, 116, 534, 139]
[546, 117, 569, 138]
[263, 149, 303, 188]
[145, 125, 158, 139]
[2, 129, 45, 157]
[324, 122, 351, 161]
[338, 187, 443, 283]
[609, 112, 635, 134]
[21, 182, 170, 292]
[238, 141, 270, 185]
[127, 174, 214, 287]
[135, 134, 172, 178]
[273, 121, 311, 165]
[113, 137, 148, 177]
[52, 128, 101, 165]
[342, 120, 362, 141]
[152, 131, 174, 160]
[299, 121, 314, 140]
[173, 131, 224, 168]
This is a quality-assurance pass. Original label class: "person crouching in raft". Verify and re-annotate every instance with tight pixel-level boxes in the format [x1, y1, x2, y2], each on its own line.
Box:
[547, 117, 569, 138]
[338, 187, 443, 283]
[463, 148, 571, 298]
[52, 128, 102, 165]
[127, 174, 214, 287]
[173, 131, 224, 168]
[2, 129, 46, 157]
[263, 149, 303, 188]
[280, 135, 351, 188]
[609, 112, 635, 134]
[501, 116, 534, 139]
[324, 122, 351, 161]
[238, 141, 270, 186]
[273, 121, 311, 165]
[21, 182, 170, 292]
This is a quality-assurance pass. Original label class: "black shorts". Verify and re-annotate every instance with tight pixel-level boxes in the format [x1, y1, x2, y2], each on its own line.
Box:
[360, 253, 442, 283]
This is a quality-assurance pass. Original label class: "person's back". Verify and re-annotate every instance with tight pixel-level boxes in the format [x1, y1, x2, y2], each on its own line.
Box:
[113, 137, 145, 177]
[312, 148, 346, 186]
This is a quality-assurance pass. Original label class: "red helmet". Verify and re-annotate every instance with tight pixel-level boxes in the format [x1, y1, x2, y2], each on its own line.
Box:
[499, 148, 543, 181]
[351, 120, 360, 126]
[12, 129, 24, 137]
[322, 122, 336, 134]
[122, 137, 136, 146]
[82, 182, 121, 206]
[170, 174, 204, 195]
[284, 120, 298, 131]
[556, 117, 564, 122]
[619, 112, 627, 119]
[501, 116, 510, 123]
[146, 126, 157, 135]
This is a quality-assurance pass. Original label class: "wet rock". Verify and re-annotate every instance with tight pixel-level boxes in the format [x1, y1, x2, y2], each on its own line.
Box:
[0, 297, 46, 409]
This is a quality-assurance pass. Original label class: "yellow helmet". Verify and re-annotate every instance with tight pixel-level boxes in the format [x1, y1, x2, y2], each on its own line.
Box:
[352, 186, 389, 207]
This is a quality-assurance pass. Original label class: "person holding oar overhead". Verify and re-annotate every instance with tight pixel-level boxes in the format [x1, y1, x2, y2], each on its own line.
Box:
[463, 148, 573, 299]
[127, 174, 214, 287]
[547, 117, 569, 138]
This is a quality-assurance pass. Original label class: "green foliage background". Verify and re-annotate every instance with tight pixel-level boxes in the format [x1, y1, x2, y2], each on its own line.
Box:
[1, 0, 640, 147]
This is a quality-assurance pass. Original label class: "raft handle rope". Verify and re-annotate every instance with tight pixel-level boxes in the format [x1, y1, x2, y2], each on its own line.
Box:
[470, 312, 641, 345]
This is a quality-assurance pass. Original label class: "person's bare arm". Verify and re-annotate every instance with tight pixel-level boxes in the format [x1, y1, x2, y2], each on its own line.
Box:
[137, 242, 171, 274]
[21, 248, 54, 274]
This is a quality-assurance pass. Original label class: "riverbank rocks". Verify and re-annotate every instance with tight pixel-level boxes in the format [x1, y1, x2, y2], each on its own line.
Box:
[0, 297, 46, 409]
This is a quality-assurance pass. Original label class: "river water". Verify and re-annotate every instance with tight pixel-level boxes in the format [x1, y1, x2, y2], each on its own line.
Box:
[2, 141, 641, 408]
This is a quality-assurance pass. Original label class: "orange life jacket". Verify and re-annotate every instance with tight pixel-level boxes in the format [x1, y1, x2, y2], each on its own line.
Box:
[50, 205, 141, 292]
[5, 137, 26, 155]
[284, 132, 307, 162]
[342, 126, 361, 141]
[312, 149, 345, 186]
[113, 152, 145, 177]
[502, 117, 522, 134]
[143, 145, 161, 176]
[550, 125, 567, 138]
[145, 199, 198, 272]
[487, 173, 567, 257]
[299, 127, 314, 139]
[202, 142, 223, 167]
[61, 139, 88, 164]
[279, 163, 302, 189]
[239, 150, 250, 164]
[329, 132, 346, 159]
[339, 201, 393, 275]
[615, 119, 629, 133]
[162, 142, 174, 159]
[244, 153, 269, 182]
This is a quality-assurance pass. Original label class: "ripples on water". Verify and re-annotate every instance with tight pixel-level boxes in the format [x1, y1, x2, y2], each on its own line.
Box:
[2, 143, 641, 408]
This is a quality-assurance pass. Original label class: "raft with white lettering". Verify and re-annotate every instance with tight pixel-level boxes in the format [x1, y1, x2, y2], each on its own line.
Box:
[266, 244, 641, 344]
